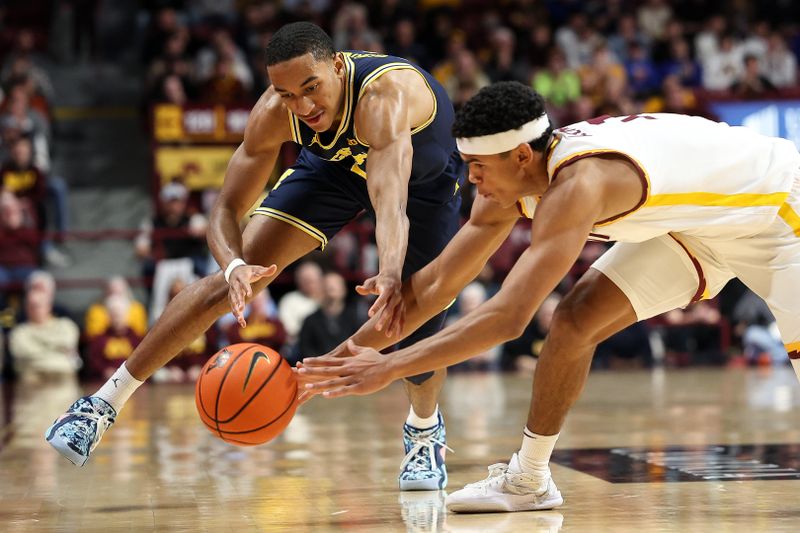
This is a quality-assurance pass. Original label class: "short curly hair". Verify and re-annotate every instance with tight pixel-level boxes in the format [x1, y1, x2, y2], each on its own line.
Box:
[265, 22, 335, 66]
[453, 82, 552, 153]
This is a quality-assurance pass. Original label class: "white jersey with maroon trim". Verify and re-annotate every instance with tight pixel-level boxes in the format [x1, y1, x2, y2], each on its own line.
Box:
[518, 113, 800, 243]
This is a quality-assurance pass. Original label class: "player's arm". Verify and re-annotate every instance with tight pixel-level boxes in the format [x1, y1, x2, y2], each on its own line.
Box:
[352, 74, 416, 328]
[335, 195, 519, 352]
[208, 89, 292, 325]
[300, 171, 606, 396]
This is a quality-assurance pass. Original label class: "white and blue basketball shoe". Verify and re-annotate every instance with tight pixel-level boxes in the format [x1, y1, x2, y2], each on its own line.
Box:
[45, 396, 116, 466]
[399, 411, 451, 491]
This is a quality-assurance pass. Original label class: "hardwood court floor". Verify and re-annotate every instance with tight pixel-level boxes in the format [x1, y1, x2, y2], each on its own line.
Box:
[2, 366, 800, 532]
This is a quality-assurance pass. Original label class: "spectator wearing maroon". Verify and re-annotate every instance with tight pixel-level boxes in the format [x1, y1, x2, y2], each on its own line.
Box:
[225, 290, 287, 353]
[0, 82, 50, 172]
[198, 56, 248, 105]
[0, 137, 45, 222]
[0, 191, 40, 302]
[86, 294, 144, 380]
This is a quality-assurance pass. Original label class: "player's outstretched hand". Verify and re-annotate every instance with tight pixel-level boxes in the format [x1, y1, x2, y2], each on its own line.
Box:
[356, 273, 405, 337]
[297, 340, 396, 398]
[228, 263, 277, 328]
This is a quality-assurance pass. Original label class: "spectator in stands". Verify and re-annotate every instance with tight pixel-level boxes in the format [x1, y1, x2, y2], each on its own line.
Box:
[279, 261, 323, 344]
[431, 30, 467, 87]
[156, 74, 190, 106]
[198, 56, 249, 105]
[195, 29, 253, 92]
[484, 27, 529, 84]
[661, 301, 725, 365]
[578, 44, 627, 109]
[742, 21, 771, 65]
[694, 14, 727, 65]
[0, 136, 70, 267]
[224, 290, 287, 352]
[526, 23, 554, 70]
[84, 276, 148, 340]
[0, 191, 39, 303]
[442, 50, 490, 107]
[625, 42, 659, 98]
[145, 28, 194, 98]
[386, 18, 429, 69]
[141, 7, 185, 64]
[764, 32, 798, 88]
[332, 2, 381, 52]
[0, 82, 50, 172]
[555, 12, 603, 69]
[86, 294, 144, 380]
[732, 289, 785, 366]
[643, 75, 699, 114]
[660, 38, 702, 88]
[531, 48, 581, 110]
[9, 288, 80, 384]
[702, 33, 743, 91]
[297, 271, 360, 361]
[731, 54, 776, 98]
[608, 15, 650, 63]
[637, 0, 672, 41]
[1, 29, 54, 103]
[136, 181, 208, 321]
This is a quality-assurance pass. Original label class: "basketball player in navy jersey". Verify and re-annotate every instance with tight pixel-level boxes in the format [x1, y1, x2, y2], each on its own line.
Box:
[46, 22, 462, 490]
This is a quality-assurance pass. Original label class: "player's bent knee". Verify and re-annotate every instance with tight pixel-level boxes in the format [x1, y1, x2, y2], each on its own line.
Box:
[549, 299, 603, 349]
[404, 372, 435, 385]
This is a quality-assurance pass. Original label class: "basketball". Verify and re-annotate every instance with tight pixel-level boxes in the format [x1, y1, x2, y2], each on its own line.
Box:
[195, 343, 298, 446]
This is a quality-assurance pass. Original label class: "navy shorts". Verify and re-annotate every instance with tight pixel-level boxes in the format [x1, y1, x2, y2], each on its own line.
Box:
[255, 150, 464, 371]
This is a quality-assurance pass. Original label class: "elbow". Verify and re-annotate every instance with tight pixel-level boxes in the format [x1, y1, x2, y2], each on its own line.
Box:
[499, 307, 529, 341]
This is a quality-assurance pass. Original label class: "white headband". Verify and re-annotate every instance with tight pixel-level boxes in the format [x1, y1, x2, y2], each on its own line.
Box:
[456, 115, 550, 155]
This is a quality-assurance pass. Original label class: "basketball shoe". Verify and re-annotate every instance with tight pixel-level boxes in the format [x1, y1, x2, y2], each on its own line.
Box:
[45, 396, 116, 466]
[399, 411, 450, 490]
[445, 453, 563, 513]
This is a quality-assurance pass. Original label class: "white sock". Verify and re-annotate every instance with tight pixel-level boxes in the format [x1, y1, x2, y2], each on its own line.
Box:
[94, 362, 144, 413]
[406, 405, 439, 429]
[517, 428, 559, 478]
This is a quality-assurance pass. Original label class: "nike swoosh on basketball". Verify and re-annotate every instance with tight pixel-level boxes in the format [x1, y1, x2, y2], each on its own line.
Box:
[243, 351, 271, 392]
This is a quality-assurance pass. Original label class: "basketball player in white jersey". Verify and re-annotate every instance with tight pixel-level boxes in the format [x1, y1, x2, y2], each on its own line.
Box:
[296, 81, 800, 513]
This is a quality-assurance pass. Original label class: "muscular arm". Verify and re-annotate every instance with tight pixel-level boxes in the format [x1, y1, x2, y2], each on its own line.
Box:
[356, 76, 414, 282]
[208, 89, 293, 270]
[382, 174, 603, 378]
[328, 196, 519, 356]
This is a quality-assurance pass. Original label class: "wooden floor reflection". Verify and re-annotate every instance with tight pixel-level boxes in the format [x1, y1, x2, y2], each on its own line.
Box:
[2, 367, 800, 532]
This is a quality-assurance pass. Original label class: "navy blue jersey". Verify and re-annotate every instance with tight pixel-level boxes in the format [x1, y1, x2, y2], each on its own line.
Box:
[286, 51, 460, 188]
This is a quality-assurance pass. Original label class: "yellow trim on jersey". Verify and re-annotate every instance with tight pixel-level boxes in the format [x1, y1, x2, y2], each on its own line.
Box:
[271, 168, 294, 192]
[517, 198, 533, 218]
[309, 54, 355, 150]
[647, 192, 790, 208]
[286, 109, 301, 144]
[353, 63, 436, 146]
[252, 207, 328, 250]
[785, 341, 800, 352]
[778, 202, 800, 237]
[550, 148, 652, 227]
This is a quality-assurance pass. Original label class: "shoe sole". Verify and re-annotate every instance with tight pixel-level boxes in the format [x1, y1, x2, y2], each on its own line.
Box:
[446, 492, 563, 513]
[400, 469, 447, 491]
[45, 428, 89, 467]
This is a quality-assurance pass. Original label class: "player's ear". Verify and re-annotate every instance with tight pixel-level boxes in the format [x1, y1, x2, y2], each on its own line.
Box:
[333, 53, 345, 76]
[515, 142, 534, 167]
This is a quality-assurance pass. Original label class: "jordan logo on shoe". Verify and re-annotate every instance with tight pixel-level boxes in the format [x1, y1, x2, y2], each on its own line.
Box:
[112, 378, 120, 388]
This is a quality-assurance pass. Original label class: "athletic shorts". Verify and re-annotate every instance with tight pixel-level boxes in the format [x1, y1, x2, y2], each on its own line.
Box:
[592, 170, 800, 354]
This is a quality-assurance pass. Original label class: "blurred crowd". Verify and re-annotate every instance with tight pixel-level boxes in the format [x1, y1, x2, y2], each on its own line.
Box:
[2, 0, 800, 384]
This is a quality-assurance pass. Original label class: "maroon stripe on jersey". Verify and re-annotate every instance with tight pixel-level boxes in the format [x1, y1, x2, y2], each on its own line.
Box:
[788, 351, 800, 360]
[669, 234, 707, 304]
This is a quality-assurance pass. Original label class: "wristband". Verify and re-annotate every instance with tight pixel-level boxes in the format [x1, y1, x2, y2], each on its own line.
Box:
[224, 258, 247, 284]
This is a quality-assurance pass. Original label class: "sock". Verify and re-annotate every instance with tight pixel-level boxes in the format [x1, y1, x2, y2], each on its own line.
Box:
[517, 428, 559, 478]
[406, 405, 439, 429]
[94, 362, 144, 413]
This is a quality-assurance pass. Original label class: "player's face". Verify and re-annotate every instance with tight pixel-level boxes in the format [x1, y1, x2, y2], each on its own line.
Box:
[462, 151, 529, 208]
[269, 52, 346, 133]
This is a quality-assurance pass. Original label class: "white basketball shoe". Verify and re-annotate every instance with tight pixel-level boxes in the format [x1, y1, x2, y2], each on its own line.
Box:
[445, 453, 563, 513]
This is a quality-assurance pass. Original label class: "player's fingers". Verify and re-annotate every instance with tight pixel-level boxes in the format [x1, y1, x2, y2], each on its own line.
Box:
[321, 383, 360, 398]
[369, 290, 391, 319]
[305, 375, 353, 391]
[356, 278, 377, 295]
[300, 365, 348, 377]
[300, 356, 346, 367]
[297, 390, 316, 405]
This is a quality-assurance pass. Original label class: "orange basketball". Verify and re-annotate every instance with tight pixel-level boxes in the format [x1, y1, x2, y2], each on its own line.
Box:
[195, 343, 298, 446]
